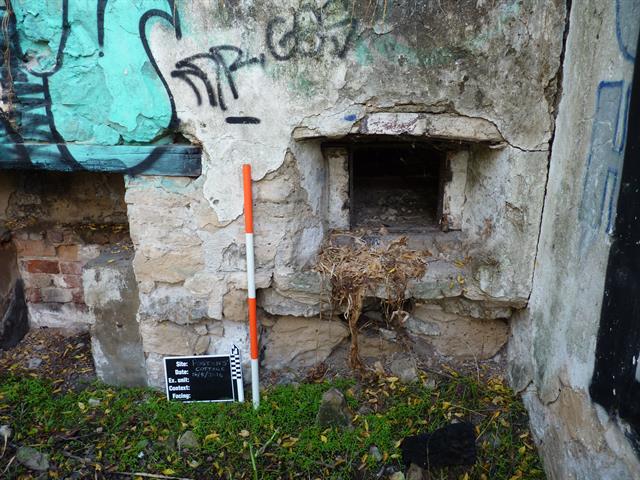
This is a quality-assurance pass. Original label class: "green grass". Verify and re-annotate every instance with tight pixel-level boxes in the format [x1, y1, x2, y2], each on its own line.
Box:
[0, 371, 545, 479]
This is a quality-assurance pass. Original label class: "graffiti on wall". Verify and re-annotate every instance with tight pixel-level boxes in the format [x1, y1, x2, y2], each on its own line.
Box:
[266, 1, 356, 61]
[171, 0, 356, 125]
[0, 0, 201, 176]
[579, 0, 639, 246]
[578, 80, 630, 238]
[172, 45, 266, 125]
[0, 0, 357, 174]
[589, 0, 640, 456]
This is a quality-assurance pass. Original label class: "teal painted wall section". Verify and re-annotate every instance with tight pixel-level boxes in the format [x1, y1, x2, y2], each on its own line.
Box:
[0, 0, 200, 176]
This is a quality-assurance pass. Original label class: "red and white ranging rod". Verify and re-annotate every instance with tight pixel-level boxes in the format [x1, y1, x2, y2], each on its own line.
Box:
[242, 164, 260, 409]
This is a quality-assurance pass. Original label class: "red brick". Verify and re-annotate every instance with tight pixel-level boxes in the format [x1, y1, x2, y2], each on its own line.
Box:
[60, 261, 83, 275]
[15, 239, 56, 257]
[23, 259, 59, 274]
[26, 288, 42, 303]
[62, 274, 82, 288]
[71, 288, 84, 304]
[56, 245, 79, 261]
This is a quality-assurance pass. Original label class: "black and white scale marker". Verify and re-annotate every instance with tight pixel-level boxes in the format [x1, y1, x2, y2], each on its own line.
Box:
[164, 346, 244, 403]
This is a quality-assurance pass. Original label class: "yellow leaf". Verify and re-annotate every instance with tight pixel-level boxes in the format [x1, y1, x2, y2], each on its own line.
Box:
[281, 436, 299, 448]
[77, 402, 86, 411]
[162, 469, 176, 475]
[519, 446, 526, 455]
[320, 434, 328, 443]
[239, 429, 250, 437]
[204, 432, 220, 442]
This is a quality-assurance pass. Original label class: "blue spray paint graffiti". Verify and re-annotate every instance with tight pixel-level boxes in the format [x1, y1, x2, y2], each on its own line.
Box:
[579, 81, 631, 235]
[579, 0, 639, 248]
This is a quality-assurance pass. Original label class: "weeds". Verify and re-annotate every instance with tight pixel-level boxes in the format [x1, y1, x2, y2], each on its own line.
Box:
[0, 370, 544, 479]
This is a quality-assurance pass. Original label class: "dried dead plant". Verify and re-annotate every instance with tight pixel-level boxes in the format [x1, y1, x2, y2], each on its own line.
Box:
[315, 232, 430, 369]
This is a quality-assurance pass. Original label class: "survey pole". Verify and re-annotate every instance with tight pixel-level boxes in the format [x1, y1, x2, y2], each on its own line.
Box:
[242, 164, 259, 409]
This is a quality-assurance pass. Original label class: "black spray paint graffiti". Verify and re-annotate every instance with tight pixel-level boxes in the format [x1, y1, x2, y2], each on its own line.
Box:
[172, 46, 266, 125]
[589, 0, 640, 456]
[266, 0, 357, 61]
[589, 45, 640, 455]
[173, 0, 357, 124]
[1, 0, 357, 173]
[0, 0, 201, 176]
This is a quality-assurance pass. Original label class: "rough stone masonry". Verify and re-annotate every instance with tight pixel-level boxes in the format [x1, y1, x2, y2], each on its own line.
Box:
[0, 0, 563, 437]
[2, 1, 638, 478]
[0, 0, 564, 382]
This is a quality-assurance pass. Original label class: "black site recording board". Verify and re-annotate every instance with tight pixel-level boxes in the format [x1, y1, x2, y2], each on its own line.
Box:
[164, 346, 244, 403]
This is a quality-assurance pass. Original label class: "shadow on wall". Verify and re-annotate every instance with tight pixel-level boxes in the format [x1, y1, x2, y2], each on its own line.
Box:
[0, 233, 28, 349]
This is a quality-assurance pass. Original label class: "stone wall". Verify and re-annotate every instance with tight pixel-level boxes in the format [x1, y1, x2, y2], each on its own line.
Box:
[96, 0, 564, 387]
[3, 1, 640, 477]
[508, 1, 640, 478]
[0, 0, 565, 409]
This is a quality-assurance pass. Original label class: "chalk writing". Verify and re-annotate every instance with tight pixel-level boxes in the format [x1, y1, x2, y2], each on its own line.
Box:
[164, 350, 243, 403]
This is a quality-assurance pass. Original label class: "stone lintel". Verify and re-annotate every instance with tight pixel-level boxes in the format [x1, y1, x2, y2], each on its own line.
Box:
[293, 113, 504, 144]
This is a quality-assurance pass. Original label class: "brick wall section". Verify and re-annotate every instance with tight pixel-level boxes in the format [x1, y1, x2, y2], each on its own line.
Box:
[13, 225, 129, 308]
